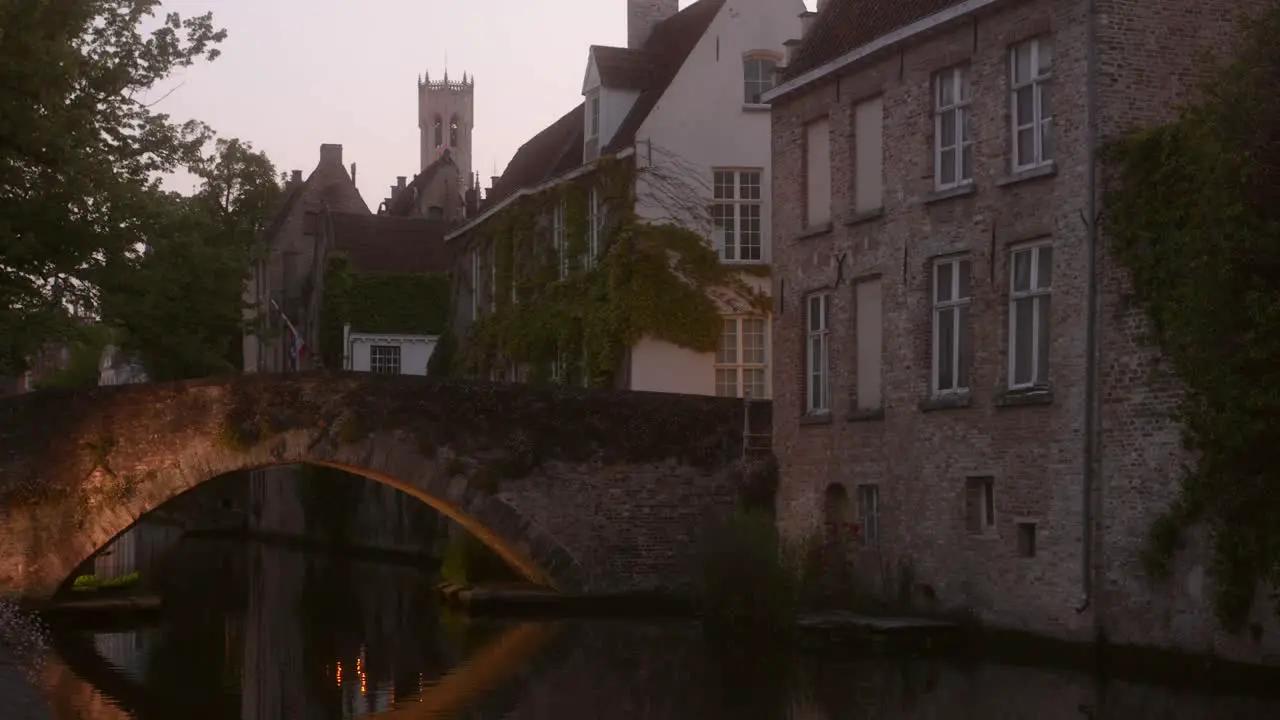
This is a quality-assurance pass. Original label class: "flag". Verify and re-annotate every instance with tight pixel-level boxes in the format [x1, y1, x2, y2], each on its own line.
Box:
[270, 298, 306, 371]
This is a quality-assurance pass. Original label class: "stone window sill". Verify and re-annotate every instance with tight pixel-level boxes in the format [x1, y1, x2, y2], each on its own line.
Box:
[799, 412, 833, 426]
[918, 392, 973, 412]
[995, 387, 1053, 408]
[742, 103, 771, 112]
[924, 183, 976, 205]
[797, 222, 833, 240]
[996, 162, 1057, 188]
[845, 207, 884, 227]
[847, 407, 885, 422]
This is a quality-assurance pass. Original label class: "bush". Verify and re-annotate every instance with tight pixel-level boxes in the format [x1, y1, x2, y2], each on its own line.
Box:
[439, 530, 520, 587]
[694, 509, 819, 632]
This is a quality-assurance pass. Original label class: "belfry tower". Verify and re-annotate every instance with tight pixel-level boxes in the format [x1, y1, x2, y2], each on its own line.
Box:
[418, 68, 474, 182]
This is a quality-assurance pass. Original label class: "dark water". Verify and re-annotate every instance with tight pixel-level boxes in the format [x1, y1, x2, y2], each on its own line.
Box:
[38, 537, 1280, 719]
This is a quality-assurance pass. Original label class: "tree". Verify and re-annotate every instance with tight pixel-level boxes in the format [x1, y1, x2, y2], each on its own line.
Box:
[99, 139, 280, 381]
[0, 0, 227, 375]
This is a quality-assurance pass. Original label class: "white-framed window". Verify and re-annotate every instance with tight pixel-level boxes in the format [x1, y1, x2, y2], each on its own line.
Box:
[552, 199, 567, 279]
[588, 93, 600, 138]
[715, 317, 768, 399]
[1008, 242, 1052, 388]
[805, 292, 831, 414]
[934, 65, 973, 189]
[369, 345, 401, 375]
[932, 256, 972, 395]
[1010, 37, 1053, 171]
[587, 186, 604, 267]
[743, 56, 776, 104]
[856, 484, 879, 547]
[711, 169, 763, 263]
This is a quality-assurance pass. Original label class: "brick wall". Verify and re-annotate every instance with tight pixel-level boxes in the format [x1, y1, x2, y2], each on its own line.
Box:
[770, 0, 1279, 661]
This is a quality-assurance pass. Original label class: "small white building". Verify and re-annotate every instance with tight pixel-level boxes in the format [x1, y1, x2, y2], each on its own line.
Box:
[98, 344, 148, 386]
[342, 325, 438, 376]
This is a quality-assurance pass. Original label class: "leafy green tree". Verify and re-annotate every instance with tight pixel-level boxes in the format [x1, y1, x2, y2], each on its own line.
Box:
[0, 0, 227, 375]
[100, 138, 280, 381]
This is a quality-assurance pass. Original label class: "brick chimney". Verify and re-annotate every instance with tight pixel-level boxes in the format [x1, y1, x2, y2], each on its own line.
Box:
[319, 143, 343, 166]
[290, 170, 303, 185]
[628, 0, 677, 49]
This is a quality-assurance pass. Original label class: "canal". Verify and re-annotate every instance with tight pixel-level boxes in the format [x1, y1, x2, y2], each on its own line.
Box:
[28, 534, 1280, 719]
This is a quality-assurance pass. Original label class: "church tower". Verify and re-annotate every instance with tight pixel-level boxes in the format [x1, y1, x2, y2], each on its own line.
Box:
[418, 69, 474, 182]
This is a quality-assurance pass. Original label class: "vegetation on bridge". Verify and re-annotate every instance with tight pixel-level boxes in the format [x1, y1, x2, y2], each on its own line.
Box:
[1104, 5, 1280, 630]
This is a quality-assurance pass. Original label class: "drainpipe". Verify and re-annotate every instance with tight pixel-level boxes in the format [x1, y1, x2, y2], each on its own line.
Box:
[342, 323, 351, 371]
[1077, 0, 1101, 617]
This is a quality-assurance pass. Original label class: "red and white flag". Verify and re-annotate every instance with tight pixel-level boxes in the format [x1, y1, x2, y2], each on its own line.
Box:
[270, 298, 307, 371]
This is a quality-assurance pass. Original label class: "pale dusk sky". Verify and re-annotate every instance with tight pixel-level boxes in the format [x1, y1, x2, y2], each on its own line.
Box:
[151, 0, 815, 205]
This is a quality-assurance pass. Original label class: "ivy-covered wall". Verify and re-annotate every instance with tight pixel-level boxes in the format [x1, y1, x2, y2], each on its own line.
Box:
[320, 253, 450, 370]
[444, 156, 770, 387]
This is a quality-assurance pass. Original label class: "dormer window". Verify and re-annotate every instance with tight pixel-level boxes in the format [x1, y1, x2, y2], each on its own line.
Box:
[743, 54, 779, 104]
[588, 94, 600, 138]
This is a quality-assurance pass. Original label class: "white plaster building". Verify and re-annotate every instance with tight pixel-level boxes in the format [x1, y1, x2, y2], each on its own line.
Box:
[342, 325, 438, 376]
[448, 0, 805, 398]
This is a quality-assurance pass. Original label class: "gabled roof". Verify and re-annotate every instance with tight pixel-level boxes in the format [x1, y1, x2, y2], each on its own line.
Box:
[485, 0, 726, 206]
[589, 45, 654, 90]
[329, 213, 451, 275]
[784, 0, 969, 81]
[385, 150, 461, 217]
[260, 155, 369, 245]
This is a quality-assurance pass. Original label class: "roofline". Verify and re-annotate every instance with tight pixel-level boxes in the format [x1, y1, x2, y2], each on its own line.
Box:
[762, 0, 1005, 104]
[445, 146, 636, 241]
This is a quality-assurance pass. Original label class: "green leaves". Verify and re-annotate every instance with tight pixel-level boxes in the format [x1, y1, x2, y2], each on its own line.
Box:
[1105, 3, 1280, 631]
[0, 0, 227, 374]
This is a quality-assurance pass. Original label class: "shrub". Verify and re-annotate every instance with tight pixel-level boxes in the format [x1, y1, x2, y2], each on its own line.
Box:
[694, 509, 817, 631]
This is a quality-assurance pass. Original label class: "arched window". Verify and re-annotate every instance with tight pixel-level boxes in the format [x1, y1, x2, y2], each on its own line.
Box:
[743, 53, 780, 104]
[449, 115, 460, 147]
[433, 116, 443, 147]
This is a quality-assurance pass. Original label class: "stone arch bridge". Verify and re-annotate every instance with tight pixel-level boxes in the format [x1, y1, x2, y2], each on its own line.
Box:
[0, 372, 772, 601]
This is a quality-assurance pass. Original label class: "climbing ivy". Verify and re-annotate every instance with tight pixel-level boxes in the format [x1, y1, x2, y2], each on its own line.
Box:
[456, 156, 770, 386]
[1103, 5, 1280, 631]
[320, 253, 450, 369]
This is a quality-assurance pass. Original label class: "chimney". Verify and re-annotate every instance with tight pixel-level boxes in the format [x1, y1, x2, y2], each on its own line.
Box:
[628, 0, 678, 49]
[350, 162, 357, 185]
[464, 186, 479, 218]
[784, 38, 802, 66]
[800, 10, 817, 35]
[319, 143, 343, 166]
[397, 176, 407, 189]
[290, 169, 303, 185]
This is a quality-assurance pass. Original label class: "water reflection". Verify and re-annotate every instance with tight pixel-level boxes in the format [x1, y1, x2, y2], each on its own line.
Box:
[41, 536, 1280, 719]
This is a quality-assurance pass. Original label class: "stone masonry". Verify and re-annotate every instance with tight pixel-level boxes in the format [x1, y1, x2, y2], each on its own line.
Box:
[770, 0, 1279, 664]
[0, 372, 765, 601]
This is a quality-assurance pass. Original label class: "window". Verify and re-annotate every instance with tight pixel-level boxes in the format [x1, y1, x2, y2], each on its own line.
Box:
[587, 186, 604, 266]
[552, 200, 567, 279]
[369, 345, 401, 375]
[449, 115, 460, 147]
[805, 292, 831, 414]
[1008, 243, 1052, 388]
[854, 278, 882, 410]
[932, 257, 972, 394]
[1017, 522, 1037, 558]
[965, 476, 995, 533]
[805, 119, 831, 227]
[588, 94, 600, 138]
[852, 97, 884, 214]
[934, 65, 973, 188]
[470, 250, 482, 319]
[856, 484, 879, 547]
[715, 317, 768, 399]
[1010, 37, 1053, 170]
[743, 56, 776, 104]
[711, 169, 763, 262]
[433, 116, 443, 147]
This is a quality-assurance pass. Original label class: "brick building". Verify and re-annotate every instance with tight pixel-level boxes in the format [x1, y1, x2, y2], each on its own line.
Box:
[765, 0, 1278, 662]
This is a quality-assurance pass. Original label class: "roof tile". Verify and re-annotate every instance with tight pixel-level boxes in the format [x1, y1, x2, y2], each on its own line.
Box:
[785, 0, 968, 81]
[329, 213, 451, 275]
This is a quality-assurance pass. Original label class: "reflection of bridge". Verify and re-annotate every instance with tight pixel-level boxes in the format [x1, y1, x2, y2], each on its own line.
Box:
[0, 372, 770, 600]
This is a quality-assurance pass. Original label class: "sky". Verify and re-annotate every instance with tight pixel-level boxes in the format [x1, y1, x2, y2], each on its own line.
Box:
[150, 0, 815, 206]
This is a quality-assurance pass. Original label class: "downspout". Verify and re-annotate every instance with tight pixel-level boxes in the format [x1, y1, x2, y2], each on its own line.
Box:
[1077, 0, 1101, 616]
[342, 323, 351, 371]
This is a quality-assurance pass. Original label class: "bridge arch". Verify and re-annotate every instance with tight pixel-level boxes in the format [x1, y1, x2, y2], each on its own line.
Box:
[0, 372, 757, 601]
